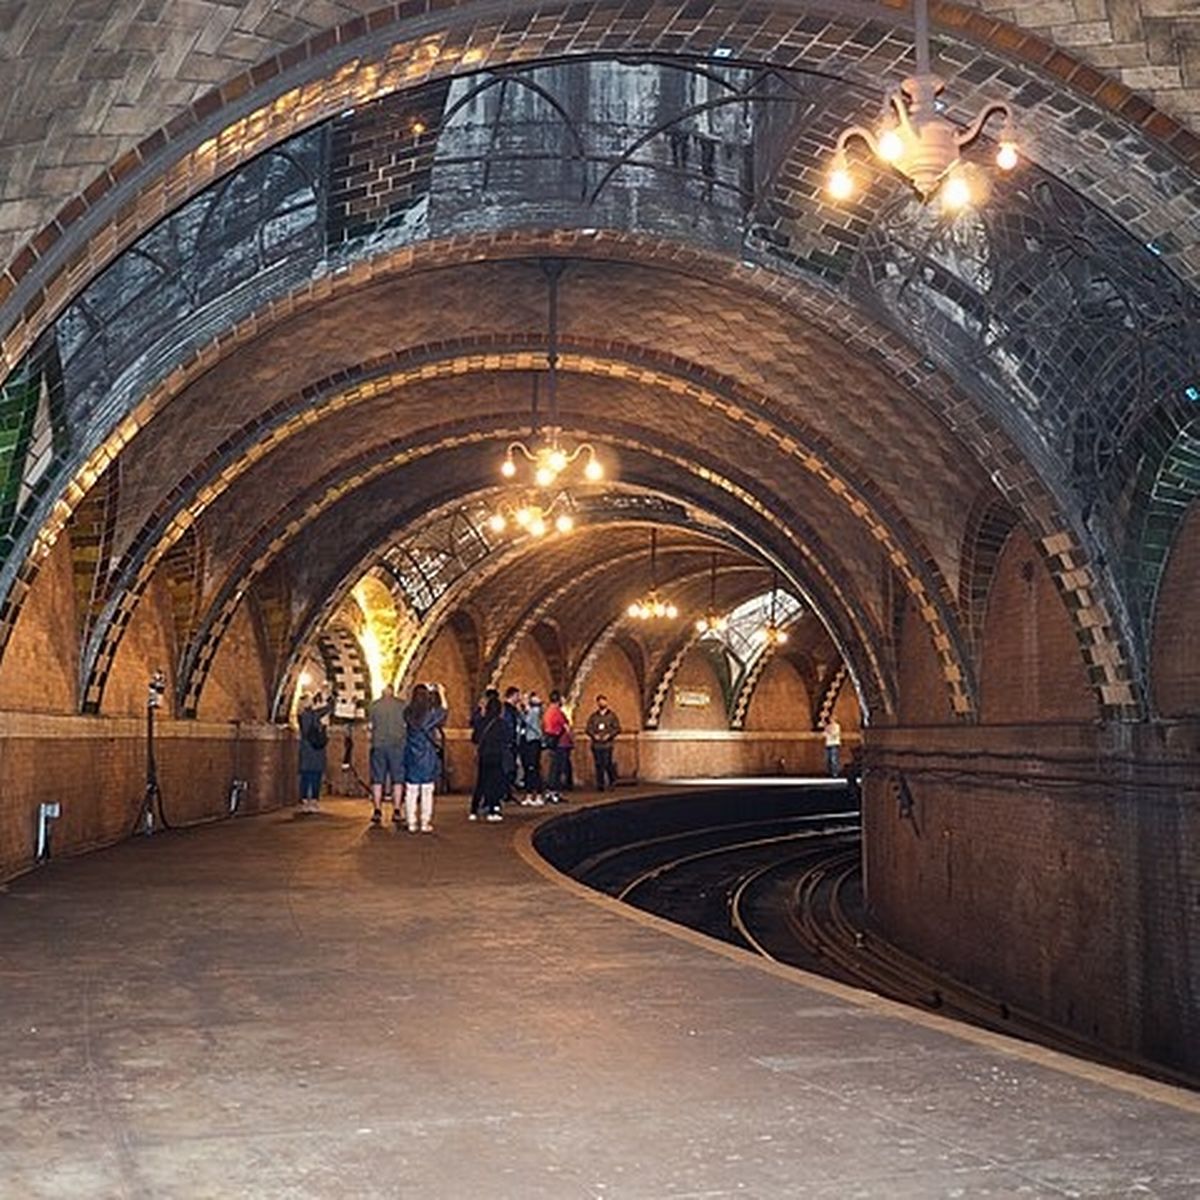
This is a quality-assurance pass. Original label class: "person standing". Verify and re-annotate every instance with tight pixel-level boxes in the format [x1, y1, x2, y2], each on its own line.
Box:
[297, 692, 332, 813]
[823, 715, 843, 778]
[471, 694, 508, 822]
[519, 691, 545, 805]
[402, 683, 447, 833]
[584, 694, 622, 791]
[542, 690, 571, 804]
[368, 682, 406, 827]
[502, 686, 523, 800]
[469, 688, 500, 819]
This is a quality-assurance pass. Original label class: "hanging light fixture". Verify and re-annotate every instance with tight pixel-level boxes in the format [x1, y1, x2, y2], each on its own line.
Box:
[695, 551, 729, 635]
[754, 570, 789, 646]
[627, 529, 679, 621]
[826, 0, 1019, 208]
[487, 487, 578, 538]
[499, 259, 605, 488]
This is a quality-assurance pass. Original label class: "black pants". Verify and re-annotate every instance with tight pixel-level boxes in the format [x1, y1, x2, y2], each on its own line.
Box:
[592, 743, 617, 790]
[519, 742, 542, 794]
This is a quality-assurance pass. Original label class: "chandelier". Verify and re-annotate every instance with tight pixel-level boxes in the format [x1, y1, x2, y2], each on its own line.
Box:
[695, 552, 729, 635]
[627, 529, 679, 621]
[827, 0, 1018, 208]
[487, 489, 577, 538]
[498, 259, 605, 490]
[754, 571, 789, 647]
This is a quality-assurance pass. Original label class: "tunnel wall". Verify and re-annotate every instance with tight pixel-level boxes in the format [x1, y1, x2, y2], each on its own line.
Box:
[0, 712, 294, 882]
[862, 722, 1200, 1078]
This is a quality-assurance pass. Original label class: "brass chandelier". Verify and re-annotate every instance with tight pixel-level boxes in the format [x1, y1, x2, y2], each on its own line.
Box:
[827, 0, 1018, 209]
[497, 259, 604, 493]
[695, 552, 729, 635]
[754, 571, 789, 647]
[627, 529, 679, 621]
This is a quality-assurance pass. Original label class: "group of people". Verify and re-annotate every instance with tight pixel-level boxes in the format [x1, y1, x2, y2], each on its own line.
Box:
[296, 683, 622, 830]
[469, 689, 623, 822]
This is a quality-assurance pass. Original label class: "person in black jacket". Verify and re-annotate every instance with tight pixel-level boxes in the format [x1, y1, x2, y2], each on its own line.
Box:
[471, 694, 509, 822]
[297, 692, 332, 814]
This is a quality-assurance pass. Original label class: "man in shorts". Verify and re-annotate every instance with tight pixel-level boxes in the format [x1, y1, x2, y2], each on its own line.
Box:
[369, 683, 406, 826]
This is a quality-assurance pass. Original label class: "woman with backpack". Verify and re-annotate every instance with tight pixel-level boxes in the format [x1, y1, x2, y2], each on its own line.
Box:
[402, 683, 448, 833]
[471, 693, 509, 822]
[297, 691, 332, 814]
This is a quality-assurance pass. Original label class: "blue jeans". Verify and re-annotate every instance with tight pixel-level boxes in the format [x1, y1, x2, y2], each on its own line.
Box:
[825, 745, 841, 777]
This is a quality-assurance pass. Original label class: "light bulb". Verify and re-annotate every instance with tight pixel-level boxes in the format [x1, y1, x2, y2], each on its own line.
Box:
[515, 507, 532, 527]
[776, 630, 788, 645]
[876, 128, 904, 163]
[555, 513, 574, 534]
[501, 458, 516, 479]
[529, 517, 547, 537]
[299, 671, 313, 688]
[628, 603, 640, 618]
[996, 141, 1018, 172]
[717, 617, 728, 632]
[665, 604, 678, 619]
[488, 513, 506, 533]
[548, 448, 568, 473]
[754, 628, 767, 644]
[535, 466, 554, 488]
[941, 173, 971, 211]
[696, 618, 708, 633]
[828, 166, 854, 200]
[584, 457, 603, 481]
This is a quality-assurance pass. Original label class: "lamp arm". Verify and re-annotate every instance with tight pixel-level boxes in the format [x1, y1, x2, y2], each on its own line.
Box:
[836, 124, 881, 158]
[955, 100, 1013, 148]
[507, 440, 536, 462]
[885, 89, 915, 138]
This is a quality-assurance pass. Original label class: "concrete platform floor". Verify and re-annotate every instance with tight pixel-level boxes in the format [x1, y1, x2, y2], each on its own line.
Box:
[1, 793, 1197, 1200]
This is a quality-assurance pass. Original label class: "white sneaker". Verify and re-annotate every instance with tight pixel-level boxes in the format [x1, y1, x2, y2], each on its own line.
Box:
[468, 813, 478, 821]
[485, 812, 503, 822]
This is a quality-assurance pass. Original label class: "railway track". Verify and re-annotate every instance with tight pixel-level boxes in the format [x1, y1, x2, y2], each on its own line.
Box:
[571, 808, 1200, 1092]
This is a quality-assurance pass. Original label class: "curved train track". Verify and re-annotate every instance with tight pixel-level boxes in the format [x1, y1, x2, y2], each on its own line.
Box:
[571, 809, 1199, 1092]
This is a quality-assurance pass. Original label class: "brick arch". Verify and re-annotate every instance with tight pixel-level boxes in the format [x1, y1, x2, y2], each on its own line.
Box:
[6, 0, 1200, 382]
[63, 337, 973, 725]
[959, 491, 1021, 653]
[0, 223, 1132, 721]
[315, 624, 371, 721]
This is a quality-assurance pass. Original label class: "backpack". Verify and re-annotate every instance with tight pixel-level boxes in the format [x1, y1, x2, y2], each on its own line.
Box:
[305, 718, 328, 749]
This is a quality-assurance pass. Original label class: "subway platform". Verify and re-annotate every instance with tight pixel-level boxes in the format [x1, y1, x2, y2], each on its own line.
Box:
[1, 792, 1197, 1199]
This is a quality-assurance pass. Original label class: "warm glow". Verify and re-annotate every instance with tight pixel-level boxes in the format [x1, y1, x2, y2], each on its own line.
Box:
[554, 513, 574, 534]
[501, 457, 516, 478]
[298, 670, 313, 688]
[584, 457, 603, 481]
[529, 516, 547, 537]
[665, 604, 678, 619]
[996, 141, 1019, 172]
[828, 166, 854, 200]
[628, 603, 642, 618]
[941, 173, 972, 210]
[515, 507, 532, 527]
[548, 448, 568, 473]
[488, 513, 507, 533]
[696, 618, 707, 633]
[876, 128, 904, 163]
[411, 119, 427, 136]
[776, 629, 788, 644]
[534, 465, 555, 488]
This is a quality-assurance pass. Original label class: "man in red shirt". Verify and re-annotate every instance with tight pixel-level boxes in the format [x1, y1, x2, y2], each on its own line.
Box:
[542, 690, 571, 804]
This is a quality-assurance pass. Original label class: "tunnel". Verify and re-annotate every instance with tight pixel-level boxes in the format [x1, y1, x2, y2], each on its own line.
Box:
[1, 1, 1198, 1192]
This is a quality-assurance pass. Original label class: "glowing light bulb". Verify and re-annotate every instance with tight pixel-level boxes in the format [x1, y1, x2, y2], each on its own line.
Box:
[584, 457, 603, 482]
[665, 604, 678, 619]
[828, 166, 854, 200]
[555, 513, 574, 534]
[501, 457, 516, 479]
[996, 141, 1018, 172]
[548, 448, 568, 473]
[488, 513, 506, 533]
[696, 618, 708, 633]
[776, 630, 788, 645]
[876, 128, 904, 163]
[515, 507, 532, 527]
[535, 466, 554, 488]
[941, 173, 972, 211]
[717, 617, 728, 632]
[299, 671, 313, 688]
[628, 603, 640, 618]
[529, 517, 547, 537]
[754, 628, 767, 644]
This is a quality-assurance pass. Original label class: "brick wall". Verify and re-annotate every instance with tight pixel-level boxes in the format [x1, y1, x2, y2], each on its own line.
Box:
[659, 646, 728, 731]
[744, 655, 811, 731]
[862, 721, 1200, 1077]
[0, 711, 293, 883]
[1152, 500, 1200, 717]
[980, 527, 1097, 722]
[895, 593, 958, 726]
